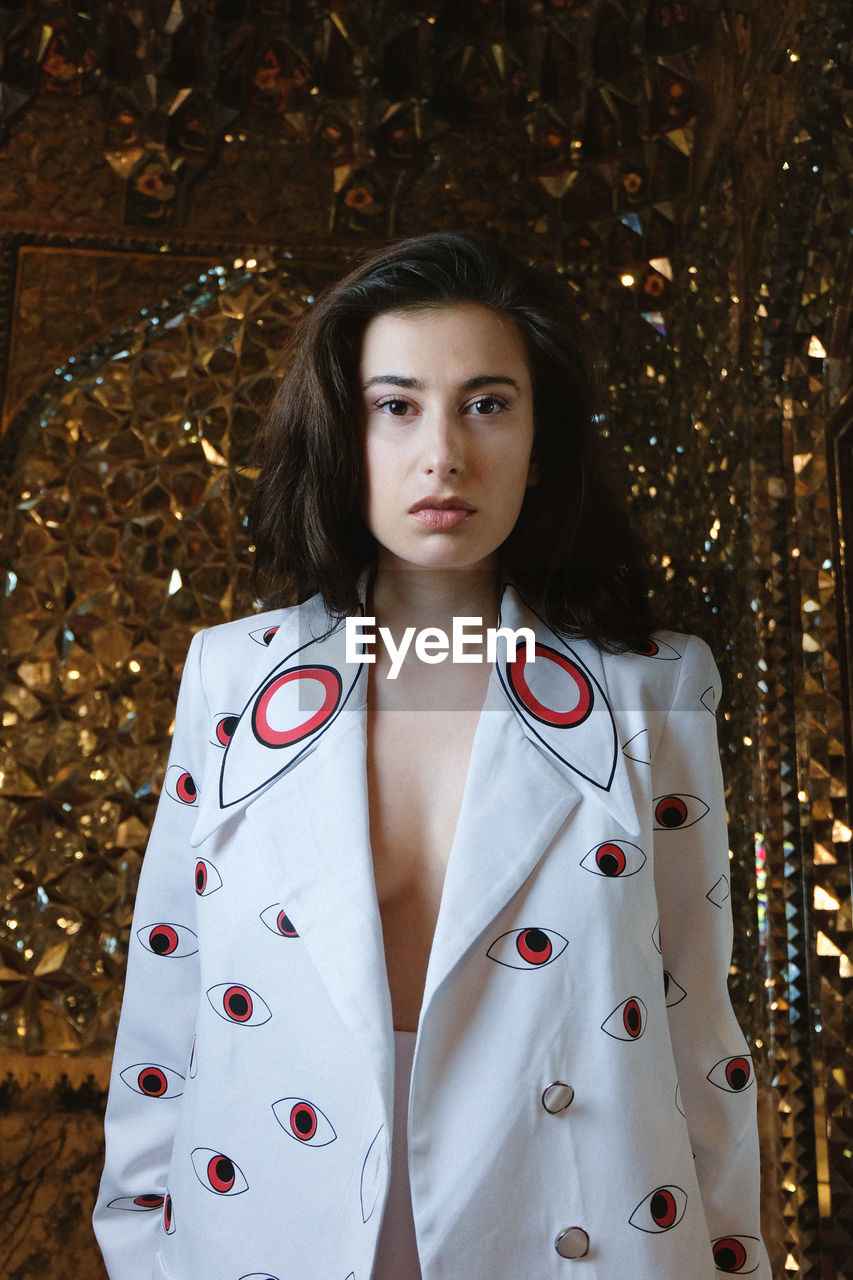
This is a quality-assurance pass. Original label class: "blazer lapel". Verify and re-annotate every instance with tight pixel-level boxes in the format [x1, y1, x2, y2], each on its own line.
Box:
[246, 704, 394, 1118]
[422, 585, 645, 1012]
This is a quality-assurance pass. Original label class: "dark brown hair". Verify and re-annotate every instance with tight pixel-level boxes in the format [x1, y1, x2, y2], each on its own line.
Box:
[249, 232, 659, 650]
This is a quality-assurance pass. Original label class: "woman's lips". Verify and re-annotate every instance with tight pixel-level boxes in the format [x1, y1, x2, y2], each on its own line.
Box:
[411, 507, 474, 530]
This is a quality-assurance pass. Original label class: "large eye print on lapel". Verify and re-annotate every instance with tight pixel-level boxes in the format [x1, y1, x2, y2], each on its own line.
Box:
[653, 793, 709, 830]
[137, 922, 198, 957]
[206, 982, 272, 1026]
[272, 1097, 337, 1147]
[119, 1063, 185, 1098]
[165, 764, 199, 806]
[580, 840, 646, 878]
[251, 665, 342, 748]
[191, 1148, 249, 1195]
[628, 1184, 687, 1232]
[486, 927, 568, 969]
[163, 1193, 175, 1233]
[712, 1235, 762, 1273]
[601, 996, 647, 1040]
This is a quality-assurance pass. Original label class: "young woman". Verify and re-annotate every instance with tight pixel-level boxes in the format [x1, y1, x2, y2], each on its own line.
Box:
[94, 233, 770, 1280]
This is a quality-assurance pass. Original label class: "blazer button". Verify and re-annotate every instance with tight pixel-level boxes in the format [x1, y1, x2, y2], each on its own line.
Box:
[555, 1227, 590, 1260]
[542, 1081, 575, 1113]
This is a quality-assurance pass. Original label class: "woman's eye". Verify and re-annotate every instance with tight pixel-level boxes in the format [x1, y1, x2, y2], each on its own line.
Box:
[377, 397, 411, 416]
[468, 395, 507, 415]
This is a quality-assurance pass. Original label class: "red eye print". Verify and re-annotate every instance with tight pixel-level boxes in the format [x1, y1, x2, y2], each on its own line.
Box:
[206, 982, 272, 1026]
[507, 643, 593, 728]
[165, 764, 199, 806]
[252, 665, 342, 749]
[163, 1193, 175, 1233]
[580, 840, 646, 878]
[712, 1235, 761, 1272]
[191, 1148, 249, 1196]
[250, 624, 280, 647]
[260, 903, 299, 937]
[137, 922, 198, 957]
[486, 927, 568, 970]
[119, 1062, 184, 1099]
[633, 637, 681, 659]
[628, 1184, 687, 1232]
[653, 793, 710, 830]
[663, 970, 687, 1006]
[214, 714, 239, 746]
[272, 1097, 337, 1147]
[601, 996, 647, 1041]
[707, 1055, 754, 1093]
[107, 1194, 165, 1211]
[195, 858, 223, 897]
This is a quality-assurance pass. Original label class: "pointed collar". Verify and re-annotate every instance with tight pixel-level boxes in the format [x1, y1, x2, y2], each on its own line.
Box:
[190, 579, 641, 848]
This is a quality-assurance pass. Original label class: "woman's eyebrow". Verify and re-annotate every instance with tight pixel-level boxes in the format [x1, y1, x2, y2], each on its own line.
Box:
[362, 374, 521, 390]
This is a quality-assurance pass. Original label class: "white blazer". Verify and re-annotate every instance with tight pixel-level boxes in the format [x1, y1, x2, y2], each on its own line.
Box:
[93, 584, 770, 1280]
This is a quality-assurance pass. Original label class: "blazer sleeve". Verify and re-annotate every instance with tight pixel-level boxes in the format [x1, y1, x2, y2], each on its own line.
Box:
[651, 634, 771, 1278]
[93, 629, 209, 1280]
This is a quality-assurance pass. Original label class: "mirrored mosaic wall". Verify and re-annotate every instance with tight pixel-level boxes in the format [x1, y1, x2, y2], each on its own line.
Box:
[0, 1, 851, 1277]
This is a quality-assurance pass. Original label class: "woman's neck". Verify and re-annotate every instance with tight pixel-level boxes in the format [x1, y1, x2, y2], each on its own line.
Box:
[368, 562, 501, 635]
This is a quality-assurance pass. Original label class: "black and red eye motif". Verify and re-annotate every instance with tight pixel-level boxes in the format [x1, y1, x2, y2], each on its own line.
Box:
[628, 1184, 688, 1232]
[272, 1097, 337, 1147]
[633, 637, 681, 660]
[191, 1148, 249, 1196]
[119, 1062, 185, 1098]
[707, 1054, 754, 1093]
[507, 643, 594, 728]
[580, 840, 646, 878]
[486, 927, 568, 970]
[251, 664, 343, 749]
[260, 903, 299, 937]
[213, 714, 239, 747]
[164, 764, 199, 806]
[137, 922, 198, 958]
[601, 996, 647, 1040]
[250, 624, 280, 647]
[206, 982, 272, 1026]
[712, 1235, 761, 1273]
[195, 858, 223, 897]
[663, 970, 687, 1006]
[653, 793, 710, 830]
[107, 1194, 165, 1212]
[163, 1193, 175, 1234]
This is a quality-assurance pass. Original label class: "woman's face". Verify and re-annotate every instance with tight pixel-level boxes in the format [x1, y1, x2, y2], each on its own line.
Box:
[359, 301, 538, 576]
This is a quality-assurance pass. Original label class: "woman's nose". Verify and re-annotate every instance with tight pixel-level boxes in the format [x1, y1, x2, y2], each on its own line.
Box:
[420, 408, 464, 476]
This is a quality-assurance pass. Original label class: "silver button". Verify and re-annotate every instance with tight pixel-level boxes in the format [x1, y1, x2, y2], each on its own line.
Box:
[542, 1081, 575, 1113]
[555, 1227, 589, 1259]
